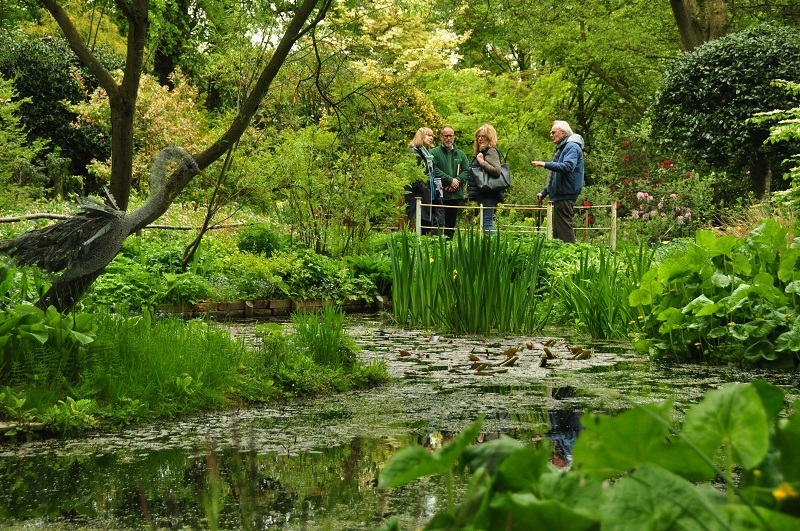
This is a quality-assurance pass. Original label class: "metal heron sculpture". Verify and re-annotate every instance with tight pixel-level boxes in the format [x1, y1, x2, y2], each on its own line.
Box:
[0, 146, 198, 311]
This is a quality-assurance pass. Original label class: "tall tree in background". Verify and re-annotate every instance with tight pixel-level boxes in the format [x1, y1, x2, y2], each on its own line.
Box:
[669, 0, 800, 51]
[670, 0, 730, 50]
[441, 0, 677, 141]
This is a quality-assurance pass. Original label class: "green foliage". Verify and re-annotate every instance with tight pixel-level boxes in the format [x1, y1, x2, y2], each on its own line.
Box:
[0, 303, 97, 385]
[390, 230, 551, 334]
[216, 251, 285, 301]
[90, 254, 214, 308]
[237, 223, 283, 257]
[345, 253, 393, 297]
[0, 386, 36, 437]
[649, 24, 800, 193]
[0, 75, 47, 207]
[0, 32, 122, 191]
[41, 397, 98, 435]
[556, 244, 650, 339]
[379, 381, 800, 530]
[250, 125, 409, 256]
[291, 305, 358, 369]
[72, 70, 212, 190]
[254, 322, 289, 371]
[628, 220, 800, 365]
[751, 80, 800, 209]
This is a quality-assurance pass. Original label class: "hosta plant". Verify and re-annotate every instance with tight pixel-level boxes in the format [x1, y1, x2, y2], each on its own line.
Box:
[628, 220, 800, 365]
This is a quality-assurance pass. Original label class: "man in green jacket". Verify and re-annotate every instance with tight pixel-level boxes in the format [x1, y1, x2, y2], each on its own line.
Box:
[431, 125, 471, 239]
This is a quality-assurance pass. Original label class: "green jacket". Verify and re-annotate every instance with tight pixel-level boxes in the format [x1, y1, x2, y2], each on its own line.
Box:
[430, 144, 470, 200]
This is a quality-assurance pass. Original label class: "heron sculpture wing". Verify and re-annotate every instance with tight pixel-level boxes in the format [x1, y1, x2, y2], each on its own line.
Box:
[0, 197, 123, 274]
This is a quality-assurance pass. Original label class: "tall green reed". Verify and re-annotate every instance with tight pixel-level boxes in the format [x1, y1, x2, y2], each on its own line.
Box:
[390, 230, 551, 334]
[291, 304, 358, 369]
[555, 241, 653, 339]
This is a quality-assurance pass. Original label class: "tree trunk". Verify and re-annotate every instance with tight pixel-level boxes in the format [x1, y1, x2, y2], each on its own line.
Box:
[670, 0, 730, 51]
[749, 159, 770, 200]
[29, 0, 333, 312]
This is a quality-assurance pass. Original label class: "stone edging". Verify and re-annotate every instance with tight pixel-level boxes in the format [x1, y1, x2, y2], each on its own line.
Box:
[157, 296, 389, 318]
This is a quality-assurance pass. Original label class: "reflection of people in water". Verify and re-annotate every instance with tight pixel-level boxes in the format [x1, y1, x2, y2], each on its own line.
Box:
[545, 386, 583, 469]
[419, 429, 454, 451]
[546, 406, 583, 469]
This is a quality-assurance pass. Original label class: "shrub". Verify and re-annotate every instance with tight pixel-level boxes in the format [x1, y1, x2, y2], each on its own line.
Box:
[237, 223, 283, 257]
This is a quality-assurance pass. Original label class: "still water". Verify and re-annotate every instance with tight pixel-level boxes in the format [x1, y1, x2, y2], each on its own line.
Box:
[2, 319, 798, 529]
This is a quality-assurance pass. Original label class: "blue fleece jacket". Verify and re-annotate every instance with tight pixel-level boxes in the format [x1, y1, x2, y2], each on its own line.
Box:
[540, 135, 584, 202]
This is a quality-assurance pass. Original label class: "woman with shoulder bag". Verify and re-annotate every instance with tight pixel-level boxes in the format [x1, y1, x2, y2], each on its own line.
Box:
[467, 124, 503, 233]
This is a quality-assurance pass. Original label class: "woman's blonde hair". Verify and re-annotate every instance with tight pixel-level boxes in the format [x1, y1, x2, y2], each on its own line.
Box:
[410, 127, 435, 148]
[473, 124, 498, 153]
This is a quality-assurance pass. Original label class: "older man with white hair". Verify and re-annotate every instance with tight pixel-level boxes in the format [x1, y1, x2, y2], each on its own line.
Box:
[532, 120, 585, 243]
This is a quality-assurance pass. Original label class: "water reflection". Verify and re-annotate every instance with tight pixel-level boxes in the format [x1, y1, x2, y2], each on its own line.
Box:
[2, 322, 798, 529]
[0, 432, 463, 530]
[545, 386, 583, 469]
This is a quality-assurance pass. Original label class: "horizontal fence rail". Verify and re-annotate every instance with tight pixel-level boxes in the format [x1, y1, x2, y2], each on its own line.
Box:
[415, 198, 617, 249]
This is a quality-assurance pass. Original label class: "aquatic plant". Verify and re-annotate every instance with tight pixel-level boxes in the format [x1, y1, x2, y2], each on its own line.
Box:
[628, 220, 800, 365]
[555, 243, 652, 339]
[41, 397, 98, 435]
[379, 380, 800, 530]
[389, 230, 550, 334]
[291, 305, 358, 369]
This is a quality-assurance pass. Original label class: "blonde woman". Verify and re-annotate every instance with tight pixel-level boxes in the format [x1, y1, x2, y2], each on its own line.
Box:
[467, 124, 503, 232]
[405, 127, 443, 235]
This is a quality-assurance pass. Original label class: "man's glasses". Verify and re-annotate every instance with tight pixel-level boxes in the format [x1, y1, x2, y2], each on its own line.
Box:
[549, 130, 559, 136]
[441, 134, 454, 138]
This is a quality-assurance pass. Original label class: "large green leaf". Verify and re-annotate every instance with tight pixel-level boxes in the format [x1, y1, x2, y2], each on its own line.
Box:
[776, 399, 800, 482]
[682, 294, 717, 316]
[495, 445, 550, 492]
[573, 401, 712, 480]
[744, 339, 779, 362]
[600, 464, 729, 531]
[730, 252, 752, 276]
[379, 417, 483, 488]
[682, 384, 769, 470]
[775, 321, 800, 352]
[778, 247, 800, 283]
[751, 380, 786, 425]
[490, 493, 599, 531]
[463, 435, 524, 475]
[724, 504, 800, 530]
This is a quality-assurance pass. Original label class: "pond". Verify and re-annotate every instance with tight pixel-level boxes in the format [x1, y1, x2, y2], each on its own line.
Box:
[1, 317, 798, 530]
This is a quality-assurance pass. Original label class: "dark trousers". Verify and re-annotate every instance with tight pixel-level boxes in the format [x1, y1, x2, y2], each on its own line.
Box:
[553, 199, 576, 243]
[441, 198, 463, 239]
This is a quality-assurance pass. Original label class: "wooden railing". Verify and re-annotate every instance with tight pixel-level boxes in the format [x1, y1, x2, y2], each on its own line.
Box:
[414, 198, 618, 249]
